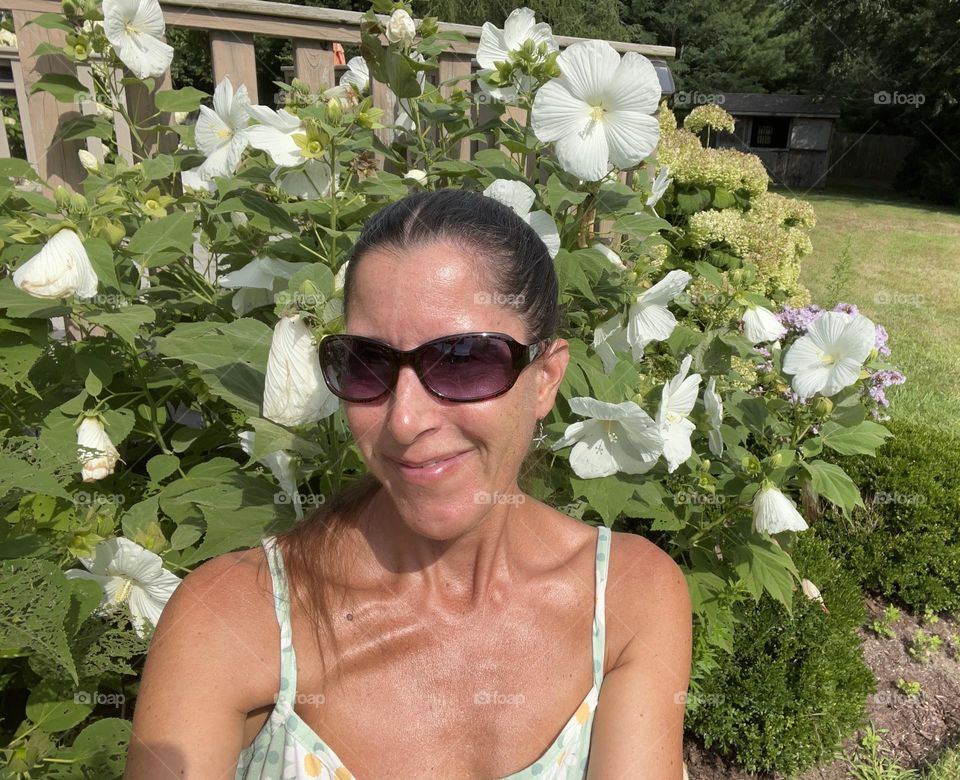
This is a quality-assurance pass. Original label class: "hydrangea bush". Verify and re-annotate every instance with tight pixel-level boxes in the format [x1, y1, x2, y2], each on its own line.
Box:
[0, 0, 904, 774]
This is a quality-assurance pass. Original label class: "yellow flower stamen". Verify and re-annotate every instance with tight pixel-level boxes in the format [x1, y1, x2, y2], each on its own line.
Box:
[113, 577, 134, 605]
[819, 352, 836, 366]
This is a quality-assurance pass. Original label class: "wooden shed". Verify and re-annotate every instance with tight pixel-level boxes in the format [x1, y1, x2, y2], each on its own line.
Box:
[709, 93, 841, 189]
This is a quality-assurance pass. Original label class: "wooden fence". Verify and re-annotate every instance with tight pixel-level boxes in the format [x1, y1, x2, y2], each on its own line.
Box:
[826, 131, 916, 189]
[1, 0, 675, 192]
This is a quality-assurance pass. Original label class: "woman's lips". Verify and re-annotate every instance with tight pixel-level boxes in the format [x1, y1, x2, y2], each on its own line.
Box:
[390, 450, 471, 483]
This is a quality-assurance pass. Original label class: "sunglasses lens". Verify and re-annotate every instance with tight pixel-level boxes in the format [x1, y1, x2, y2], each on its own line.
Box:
[420, 335, 517, 400]
[322, 337, 394, 401]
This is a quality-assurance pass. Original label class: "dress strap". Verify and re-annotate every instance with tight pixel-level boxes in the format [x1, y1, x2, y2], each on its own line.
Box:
[592, 525, 612, 689]
[260, 535, 298, 705]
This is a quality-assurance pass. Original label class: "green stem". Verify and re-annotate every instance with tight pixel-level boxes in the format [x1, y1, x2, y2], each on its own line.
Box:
[130, 352, 172, 456]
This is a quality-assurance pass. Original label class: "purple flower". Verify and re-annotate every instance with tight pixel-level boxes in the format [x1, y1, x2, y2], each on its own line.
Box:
[783, 388, 809, 405]
[776, 304, 824, 336]
[833, 302, 860, 318]
[874, 324, 890, 356]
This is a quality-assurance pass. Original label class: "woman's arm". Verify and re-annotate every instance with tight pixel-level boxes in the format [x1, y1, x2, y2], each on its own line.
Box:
[123, 553, 255, 779]
[586, 534, 693, 779]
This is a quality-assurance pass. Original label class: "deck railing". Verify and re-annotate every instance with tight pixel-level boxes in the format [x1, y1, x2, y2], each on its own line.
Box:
[2, 0, 675, 192]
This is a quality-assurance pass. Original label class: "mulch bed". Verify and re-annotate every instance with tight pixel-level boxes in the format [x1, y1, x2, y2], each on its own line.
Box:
[682, 594, 960, 779]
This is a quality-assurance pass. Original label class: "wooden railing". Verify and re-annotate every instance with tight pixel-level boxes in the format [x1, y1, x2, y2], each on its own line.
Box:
[3, 0, 675, 192]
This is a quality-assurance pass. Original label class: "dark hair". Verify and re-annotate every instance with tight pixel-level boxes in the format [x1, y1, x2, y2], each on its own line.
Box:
[272, 188, 560, 684]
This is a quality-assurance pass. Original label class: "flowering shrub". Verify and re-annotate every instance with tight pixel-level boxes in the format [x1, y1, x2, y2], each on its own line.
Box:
[0, 0, 904, 774]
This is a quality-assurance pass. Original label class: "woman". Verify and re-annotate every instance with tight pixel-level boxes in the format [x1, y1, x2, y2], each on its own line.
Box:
[125, 189, 692, 779]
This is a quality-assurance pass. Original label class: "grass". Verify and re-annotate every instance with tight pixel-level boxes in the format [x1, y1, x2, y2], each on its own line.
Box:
[777, 185, 960, 437]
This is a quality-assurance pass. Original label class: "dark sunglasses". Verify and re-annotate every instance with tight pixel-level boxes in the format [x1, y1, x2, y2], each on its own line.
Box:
[318, 331, 552, 403]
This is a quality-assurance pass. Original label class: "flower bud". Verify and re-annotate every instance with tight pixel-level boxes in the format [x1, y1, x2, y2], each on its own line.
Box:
[78, 149, 100, 172]
[770, 451, 783, 467]
[812, 397, 833, 419]
[325, 96, 343, 125]
[741, 454, 761, 475]
[76, 416, 120, 482]
[402, 168, 427, 185]
[701, 458, 711, 471]
[55, 185, 72, 211]
[385, 9, 416, 48]
[62, 0, 79, 15]
[13, 228, 99, 299]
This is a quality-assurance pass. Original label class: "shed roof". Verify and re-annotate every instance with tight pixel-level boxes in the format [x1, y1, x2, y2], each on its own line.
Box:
[715, 93, 841, 118]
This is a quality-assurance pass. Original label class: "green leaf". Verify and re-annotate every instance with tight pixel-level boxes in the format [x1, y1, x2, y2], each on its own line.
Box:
[555, 249, 598, 304]
[155, 86, 208, 112]
[729, 536, 800, 615]
[0, 278, 72, 319]
[28, 12, 74, 31]
[246, 417, 326, 461]
[545, 173, 588, 213]
[214, 190, 297, 234]
[803, 460, 865, 518]
[30, 73, 89, 103]
[46, 717, 130, 777]
[611, 212, 673, 238]
[85, 305, 155, 348]
[471, 148, 519, 179]
[676, 187, 712, 214]
[26, 683, 93, 733]
[569, 475, 638, 526]
[54, 114, 115, 142]
[819, 420, 893, 456]
[0, 558, 78, 683]
[126, 211, 196, 263]
[0, 158, 40, 181]
[141, 155, 177, 181]
[147, 454, 181, 483]
[154, 318, 272, 417]
[84, 237, 121, 292]
[693, 260, 725, 289]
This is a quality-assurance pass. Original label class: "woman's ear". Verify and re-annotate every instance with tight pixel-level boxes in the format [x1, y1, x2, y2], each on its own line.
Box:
[535, 338, 570, 420]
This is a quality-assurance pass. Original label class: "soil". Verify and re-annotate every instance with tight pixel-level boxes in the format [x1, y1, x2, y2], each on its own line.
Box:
[681, 593, 960, 779]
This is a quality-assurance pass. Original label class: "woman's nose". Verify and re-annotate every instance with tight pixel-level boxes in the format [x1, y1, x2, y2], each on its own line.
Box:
[383, 364, 440, 441]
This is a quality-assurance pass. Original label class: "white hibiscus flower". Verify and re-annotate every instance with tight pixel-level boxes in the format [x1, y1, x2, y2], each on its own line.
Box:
[781, 311, 876, 398]
[64, 536, 182, 639]
[703, 376, 724, 458]
[752, 482, 809, 535]
[194, 76, 252, 180]
[482, 179, 560, 258]
[657, 354, 701, 473]
[102, 0, 174, 80]
[531, 39, 661, 182]
[742, 305, 787, 345]
[551, 396, 663, 479]
[626, 269, 692, 360]
[12, 229, 99, 300]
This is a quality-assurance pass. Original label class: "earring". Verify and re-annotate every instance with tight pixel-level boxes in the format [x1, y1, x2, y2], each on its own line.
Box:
[532, 418, 547, 447]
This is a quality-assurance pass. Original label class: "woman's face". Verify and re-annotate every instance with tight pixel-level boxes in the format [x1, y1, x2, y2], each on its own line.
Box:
[343, 239, 568, 540]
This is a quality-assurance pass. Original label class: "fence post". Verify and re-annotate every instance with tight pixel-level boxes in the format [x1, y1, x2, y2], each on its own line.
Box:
[210, 30, 259, 105]
[292, 39, 335, 95]
[438, 52, 472, 161]
[11, 9, 85, 191]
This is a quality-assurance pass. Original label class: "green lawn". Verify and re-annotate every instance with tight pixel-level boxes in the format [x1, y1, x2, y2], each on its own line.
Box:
[778, 186, 960, 437]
